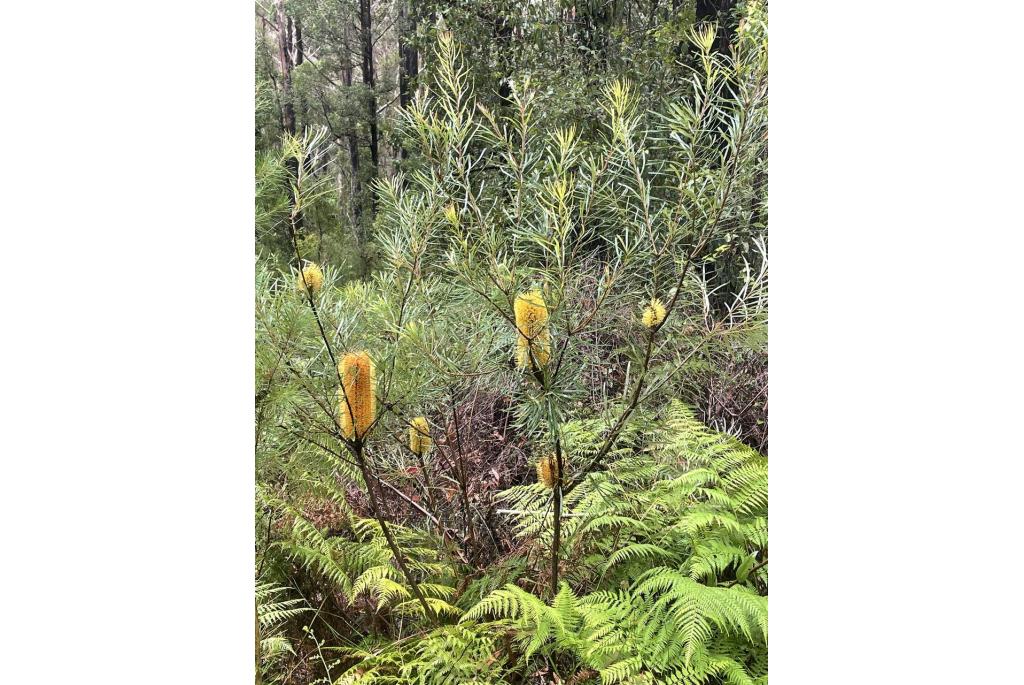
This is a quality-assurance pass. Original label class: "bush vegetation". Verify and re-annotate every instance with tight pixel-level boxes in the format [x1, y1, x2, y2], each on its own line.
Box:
[256, 2, 767, 682]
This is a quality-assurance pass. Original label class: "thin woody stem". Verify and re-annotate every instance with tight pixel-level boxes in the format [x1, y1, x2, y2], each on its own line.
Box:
[449, 389, 475, 543]
[352, 441, 439, 623]
[284, 138, 436, 624]
[550, 432, 564, 597]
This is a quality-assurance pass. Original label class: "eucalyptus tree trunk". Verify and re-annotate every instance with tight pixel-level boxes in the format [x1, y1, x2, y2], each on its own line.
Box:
[293, 17, 308, 127]
[341, 24, 361, 227]
[341, 18, 370, 276]
[274, 0, 303, 237]
[397, 1, 418, 160]
[274, 0, 295, 136]
[359, 0, 379, 173]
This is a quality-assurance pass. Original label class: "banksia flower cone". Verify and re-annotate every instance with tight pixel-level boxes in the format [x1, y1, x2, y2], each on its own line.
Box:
[297, 263, 324, 295]
[641, 297, 666, 329]
[409, 416, 432, 456]
[514, 290, 551, 370]
[338, 352, 376, 439]
[536, 454, 562, 489]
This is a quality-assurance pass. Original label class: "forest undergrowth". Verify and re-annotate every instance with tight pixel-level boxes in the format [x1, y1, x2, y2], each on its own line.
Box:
[256, 2, 767, 683]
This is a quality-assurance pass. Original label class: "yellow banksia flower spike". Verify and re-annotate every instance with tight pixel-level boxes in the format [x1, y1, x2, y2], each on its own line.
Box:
[536, 454, 563, 489]
[297, 262, 324, 295]
[409, 416, 432, 456]
[514, 290, 551, 370]
[338, 352, 376, 439]
[641, 297, 666, 329]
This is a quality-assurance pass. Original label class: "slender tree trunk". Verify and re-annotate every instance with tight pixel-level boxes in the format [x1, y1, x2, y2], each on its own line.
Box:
[274, 0, 303, 237]
[397, 1, 418, 160]
[355, 0, 379, 276]
[359, 0, 379, 173]
[341, 22, 367, 274]
[294, 18, 308, 127]
[274, 0, 295, 136]
[340, 45, 360, 208]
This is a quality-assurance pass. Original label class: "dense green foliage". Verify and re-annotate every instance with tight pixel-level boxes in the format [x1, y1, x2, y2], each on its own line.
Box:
[256, 1, 767, 683]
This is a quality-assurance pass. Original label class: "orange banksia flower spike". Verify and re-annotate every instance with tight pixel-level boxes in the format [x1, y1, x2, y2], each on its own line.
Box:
[338, 352, 376, 439]
[514, 290, 551, 370]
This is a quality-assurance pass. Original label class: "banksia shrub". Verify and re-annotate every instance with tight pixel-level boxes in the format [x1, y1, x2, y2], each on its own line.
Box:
[514, 290, 551, 370]
[642, 297, 666, 328]
[338, 352, 376, 439]
[409, 416, 432, 456]
[535, 454, 561, 488]
[297, 262, 324, 295]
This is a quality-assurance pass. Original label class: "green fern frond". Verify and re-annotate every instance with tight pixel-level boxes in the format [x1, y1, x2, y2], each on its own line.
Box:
[604, 543, 676, 572]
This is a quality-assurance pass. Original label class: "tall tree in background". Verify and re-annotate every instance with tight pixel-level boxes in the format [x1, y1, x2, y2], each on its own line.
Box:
[257, 0, 749, 278]
[397, 0, 418, 160]
[340, 20, 364, 248]
[293, 16, 309, 128]
[272, 0, 304, 238]
[273, 0, 296, 136]
[359, 0, 379, 176]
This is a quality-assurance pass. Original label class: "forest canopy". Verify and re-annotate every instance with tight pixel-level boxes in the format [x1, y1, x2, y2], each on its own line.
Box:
[256, 1, 767, 683]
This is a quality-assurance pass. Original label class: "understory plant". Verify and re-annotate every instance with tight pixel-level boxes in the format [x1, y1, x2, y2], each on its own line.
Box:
[255, 5, 767, 683]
